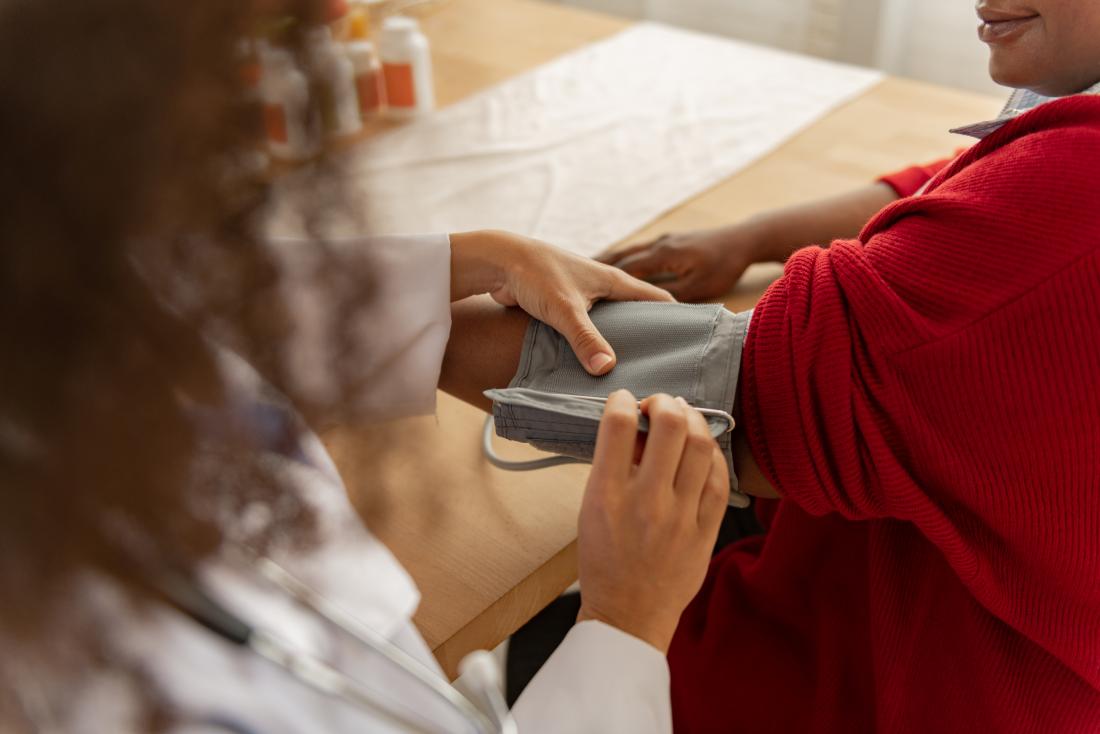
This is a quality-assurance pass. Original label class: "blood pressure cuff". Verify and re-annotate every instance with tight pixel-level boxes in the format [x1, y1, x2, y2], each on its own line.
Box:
[486, 301, 752, 505]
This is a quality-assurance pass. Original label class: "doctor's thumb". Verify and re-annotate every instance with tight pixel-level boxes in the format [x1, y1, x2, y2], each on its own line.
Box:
[563, 311, 616, 376]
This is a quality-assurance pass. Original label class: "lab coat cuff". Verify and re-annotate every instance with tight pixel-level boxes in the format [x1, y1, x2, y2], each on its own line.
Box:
[345, 232, 452, 420]
[569, 619, 672, 675]
[512, 619, 671, 734]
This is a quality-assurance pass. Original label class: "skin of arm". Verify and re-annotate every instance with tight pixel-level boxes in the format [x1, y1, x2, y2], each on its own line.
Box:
[439, 295, 780, 499]
[744, 182, 899, 262]
[439, 295, 528, 411]
[600, 182, 898, 302]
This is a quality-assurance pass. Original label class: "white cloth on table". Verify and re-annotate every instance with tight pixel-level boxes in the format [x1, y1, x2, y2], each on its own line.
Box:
[324, 23, 882, 256]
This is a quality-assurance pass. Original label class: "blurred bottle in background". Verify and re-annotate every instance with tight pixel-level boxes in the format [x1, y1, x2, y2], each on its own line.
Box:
[379, 16, 435, 118]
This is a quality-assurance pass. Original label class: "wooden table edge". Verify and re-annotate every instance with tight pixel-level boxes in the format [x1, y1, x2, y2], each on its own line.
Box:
[431, 539, 579, 679]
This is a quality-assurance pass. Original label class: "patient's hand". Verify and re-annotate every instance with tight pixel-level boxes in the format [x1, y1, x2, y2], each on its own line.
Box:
[450, 230, 673, 376]
[576, 391, 729, 653]
[596, 225, 768, 302]
[597, 183, 901, 301]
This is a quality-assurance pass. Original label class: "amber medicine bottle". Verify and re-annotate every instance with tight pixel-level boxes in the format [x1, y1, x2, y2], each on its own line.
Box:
[378, 16, 435, 118]
[343, 9, 384, 119]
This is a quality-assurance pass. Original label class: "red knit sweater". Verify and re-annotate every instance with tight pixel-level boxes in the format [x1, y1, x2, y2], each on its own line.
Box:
[668, 95, 1100, 733]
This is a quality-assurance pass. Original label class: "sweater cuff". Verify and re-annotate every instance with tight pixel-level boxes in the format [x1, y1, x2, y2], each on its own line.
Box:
[878, 165, 935, 199]
[877, 152, 964, 198]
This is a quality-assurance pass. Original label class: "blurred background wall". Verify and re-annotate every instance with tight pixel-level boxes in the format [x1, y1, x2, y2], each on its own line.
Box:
[555, 0, 1004, 95]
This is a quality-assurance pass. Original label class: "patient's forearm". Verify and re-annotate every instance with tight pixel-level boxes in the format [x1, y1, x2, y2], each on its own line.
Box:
[749, 182, 898, 262]
[439, 295, 529, 413]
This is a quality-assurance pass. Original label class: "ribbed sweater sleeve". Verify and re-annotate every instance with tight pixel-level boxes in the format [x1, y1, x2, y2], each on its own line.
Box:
[740, 97, 1100, 686]
[877, 151, 963, 198]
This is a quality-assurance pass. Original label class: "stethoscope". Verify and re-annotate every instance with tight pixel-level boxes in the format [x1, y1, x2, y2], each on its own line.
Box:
[157, 550, 517, 734]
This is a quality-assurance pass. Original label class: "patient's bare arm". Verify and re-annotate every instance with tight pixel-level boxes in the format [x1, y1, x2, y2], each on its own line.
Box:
[439, 295, 529, 413]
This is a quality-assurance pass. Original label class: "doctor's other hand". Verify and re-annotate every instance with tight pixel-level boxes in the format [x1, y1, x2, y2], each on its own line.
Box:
[449, 230, 674, 376]
[576, 391, 729, 653]
[596, 224, 770, 302]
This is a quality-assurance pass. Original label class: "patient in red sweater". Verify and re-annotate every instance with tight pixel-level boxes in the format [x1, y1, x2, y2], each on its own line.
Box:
[595, 2, 1100, 731]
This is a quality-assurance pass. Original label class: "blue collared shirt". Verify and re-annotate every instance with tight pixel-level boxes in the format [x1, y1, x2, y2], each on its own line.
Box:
[952, 80, 1100, 139]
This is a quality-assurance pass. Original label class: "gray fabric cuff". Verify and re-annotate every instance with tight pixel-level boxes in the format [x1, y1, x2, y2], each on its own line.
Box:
[488, 301, 752, 506]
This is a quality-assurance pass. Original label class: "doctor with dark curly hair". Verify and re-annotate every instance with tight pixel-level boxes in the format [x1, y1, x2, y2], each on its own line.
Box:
[0, 1, 730, 731]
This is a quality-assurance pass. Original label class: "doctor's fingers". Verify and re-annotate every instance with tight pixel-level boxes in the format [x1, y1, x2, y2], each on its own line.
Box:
[614, 257, 714, 302]
[602, 266, 677, 304]
[567, 267, 673, 372]
[593, 239, 656, 266]
[588, 389, 640, 492]
[625, 265, 723, 303]
[636, 395, 692, 495]
[555, 301, 620, 376]
[672, 405, 720, 501]
[612, 245, 684, 284]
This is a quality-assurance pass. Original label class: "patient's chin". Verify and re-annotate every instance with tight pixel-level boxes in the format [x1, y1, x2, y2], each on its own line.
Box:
[990, 60, 1091, 98]
[986, 52, 1064, 95]
[987, 58, 1030, 90]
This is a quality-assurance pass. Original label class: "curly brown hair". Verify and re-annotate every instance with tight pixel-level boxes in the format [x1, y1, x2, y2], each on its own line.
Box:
[0, 0, 372, 728]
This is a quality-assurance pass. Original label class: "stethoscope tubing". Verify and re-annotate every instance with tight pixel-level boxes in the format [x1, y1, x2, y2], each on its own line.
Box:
[158, 552, 514, 734]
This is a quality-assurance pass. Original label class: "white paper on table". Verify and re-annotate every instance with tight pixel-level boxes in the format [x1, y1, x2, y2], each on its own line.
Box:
[284, 23, 883, 256]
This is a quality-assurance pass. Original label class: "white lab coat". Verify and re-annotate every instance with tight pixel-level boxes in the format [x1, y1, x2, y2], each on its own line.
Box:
[68, 234, 671, 734]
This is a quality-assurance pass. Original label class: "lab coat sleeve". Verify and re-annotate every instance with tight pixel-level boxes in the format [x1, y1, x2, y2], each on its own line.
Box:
[268, 233, 452, 422]
[512, 620, 672, 734]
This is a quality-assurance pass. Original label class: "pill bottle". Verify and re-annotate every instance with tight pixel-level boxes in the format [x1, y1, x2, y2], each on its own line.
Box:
[378, 16, 435, 118]
[305, 26, 363, 137]
[259, 45, 319, 161]
[343, 9, 384, 119]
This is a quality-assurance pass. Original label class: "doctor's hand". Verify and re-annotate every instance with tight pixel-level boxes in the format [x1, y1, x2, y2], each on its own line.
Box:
[449, 230, 673, 376]
[576, 391, 729, 653]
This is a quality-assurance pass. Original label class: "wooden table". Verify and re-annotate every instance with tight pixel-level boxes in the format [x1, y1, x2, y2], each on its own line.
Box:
[323, 0, 1004, 678]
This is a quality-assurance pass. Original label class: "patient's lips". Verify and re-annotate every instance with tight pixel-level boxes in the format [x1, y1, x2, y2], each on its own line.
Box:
[976, 4, 1040, 43]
